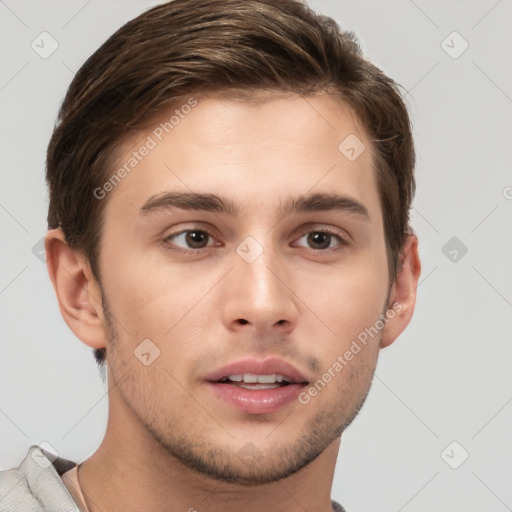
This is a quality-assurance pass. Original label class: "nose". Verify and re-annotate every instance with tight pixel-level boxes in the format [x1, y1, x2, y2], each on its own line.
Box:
[221, 245, 299, 336]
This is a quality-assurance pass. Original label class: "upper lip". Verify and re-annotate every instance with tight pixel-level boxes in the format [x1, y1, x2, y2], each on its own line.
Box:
[205, 357, 309, 384]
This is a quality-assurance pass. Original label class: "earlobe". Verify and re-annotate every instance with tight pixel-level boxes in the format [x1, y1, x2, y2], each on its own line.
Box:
[380, 232, 421, 348]
[45, 229, 107, 350]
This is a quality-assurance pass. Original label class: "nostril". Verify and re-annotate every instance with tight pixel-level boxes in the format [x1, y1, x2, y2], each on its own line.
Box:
[237, 318, 249, 325]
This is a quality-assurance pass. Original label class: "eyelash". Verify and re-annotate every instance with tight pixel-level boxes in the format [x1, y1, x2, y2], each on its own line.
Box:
[162, 226, 351, 254]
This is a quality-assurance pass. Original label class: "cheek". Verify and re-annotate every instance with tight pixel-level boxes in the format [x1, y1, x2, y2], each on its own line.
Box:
[300, 278, 383, 413]
[300, 256, 387, 341]
[102, 253, 224, 370]
[292, 261, 387, 400]
[103, 247, 188, 325]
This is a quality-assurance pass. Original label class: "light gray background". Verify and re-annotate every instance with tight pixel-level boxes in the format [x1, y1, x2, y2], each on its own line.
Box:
[1, 1, 511, 511]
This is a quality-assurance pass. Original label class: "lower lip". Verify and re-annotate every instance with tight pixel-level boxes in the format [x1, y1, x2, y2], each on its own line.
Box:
[206, 382, 306, 414]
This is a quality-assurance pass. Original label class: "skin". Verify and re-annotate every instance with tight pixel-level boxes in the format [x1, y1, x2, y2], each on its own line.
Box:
[46, 92, 421, 512]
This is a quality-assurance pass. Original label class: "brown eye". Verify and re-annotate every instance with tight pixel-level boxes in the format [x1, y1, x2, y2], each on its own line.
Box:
[185, 230, 209, 248]
[307, 232, 333, 250]
[294, 230, 346, 250]
[166, 229, 214, 249]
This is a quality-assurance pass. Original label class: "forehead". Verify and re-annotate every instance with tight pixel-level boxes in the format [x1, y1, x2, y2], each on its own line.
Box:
[102, 92, 380, 223]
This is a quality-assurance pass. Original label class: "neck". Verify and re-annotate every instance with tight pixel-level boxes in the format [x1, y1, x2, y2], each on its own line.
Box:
[77, 387, 340, 512]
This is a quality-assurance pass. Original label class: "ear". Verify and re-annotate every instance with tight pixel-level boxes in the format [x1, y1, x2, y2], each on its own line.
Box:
[380, 232, 421, 348]
[45, 229, 107, 350]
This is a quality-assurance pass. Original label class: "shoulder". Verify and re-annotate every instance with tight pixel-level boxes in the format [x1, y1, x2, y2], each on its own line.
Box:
[0, 445, 79, 511]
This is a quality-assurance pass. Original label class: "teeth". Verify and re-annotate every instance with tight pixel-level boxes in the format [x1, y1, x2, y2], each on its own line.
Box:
[226, 373, 290, 384]
[238, 383, 281, 390]
[255, 374, 275, 384]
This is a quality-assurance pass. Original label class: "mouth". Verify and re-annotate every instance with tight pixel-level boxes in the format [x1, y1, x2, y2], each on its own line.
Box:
[205, 358, 309, 414]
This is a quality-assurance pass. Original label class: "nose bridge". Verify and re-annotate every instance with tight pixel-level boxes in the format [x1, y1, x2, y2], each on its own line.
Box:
[223, 236, 298, 330]
[235, 240, 282, 304]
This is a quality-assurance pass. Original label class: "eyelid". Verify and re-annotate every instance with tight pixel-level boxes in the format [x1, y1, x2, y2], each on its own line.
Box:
[302, 224, 350, 239]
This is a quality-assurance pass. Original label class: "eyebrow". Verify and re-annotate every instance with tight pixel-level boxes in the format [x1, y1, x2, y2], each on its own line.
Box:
[139, 191, 369, 220]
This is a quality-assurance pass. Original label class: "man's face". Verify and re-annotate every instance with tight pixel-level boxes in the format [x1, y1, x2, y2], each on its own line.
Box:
[96, 93, 391, 484]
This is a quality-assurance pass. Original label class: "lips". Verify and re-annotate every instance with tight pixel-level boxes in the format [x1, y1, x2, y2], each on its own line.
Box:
[205, 357, 309, 414]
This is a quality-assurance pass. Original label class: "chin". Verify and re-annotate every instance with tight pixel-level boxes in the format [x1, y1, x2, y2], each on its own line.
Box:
[178, 444, 323, 486]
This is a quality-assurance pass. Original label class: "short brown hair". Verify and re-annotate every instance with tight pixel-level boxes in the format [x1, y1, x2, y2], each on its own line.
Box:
[46, 0, 415, 369]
